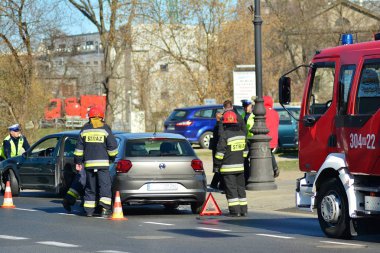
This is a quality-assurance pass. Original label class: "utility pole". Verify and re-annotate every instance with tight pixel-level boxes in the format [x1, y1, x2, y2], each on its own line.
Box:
[246, 1, 277, 191]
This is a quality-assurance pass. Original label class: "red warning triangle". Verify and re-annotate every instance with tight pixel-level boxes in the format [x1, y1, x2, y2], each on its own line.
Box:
[199, 193, 222, 216]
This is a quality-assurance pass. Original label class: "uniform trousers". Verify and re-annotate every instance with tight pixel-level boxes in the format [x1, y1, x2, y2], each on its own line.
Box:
[84, 168, 112, 215]
[222, 172, 247, 215]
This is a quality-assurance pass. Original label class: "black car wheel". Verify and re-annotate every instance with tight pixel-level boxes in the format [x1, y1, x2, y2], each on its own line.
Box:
[199, 132, 213, 149]
[317, 178, 351, 239]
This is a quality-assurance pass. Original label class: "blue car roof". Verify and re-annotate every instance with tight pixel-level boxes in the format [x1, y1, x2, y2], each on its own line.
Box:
[174, 104, 224, 110]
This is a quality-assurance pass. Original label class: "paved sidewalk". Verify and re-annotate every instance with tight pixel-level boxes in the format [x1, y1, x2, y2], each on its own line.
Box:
[197, 149, 315, 216]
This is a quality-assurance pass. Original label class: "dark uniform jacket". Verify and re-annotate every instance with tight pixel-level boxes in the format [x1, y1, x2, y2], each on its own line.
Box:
[74, 122, 118, 169]
[214, 125, 248, 174]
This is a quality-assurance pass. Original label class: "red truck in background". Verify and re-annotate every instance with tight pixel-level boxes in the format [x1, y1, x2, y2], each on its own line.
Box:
[42, 95, 106, 128]
[279, 34, 380, 239]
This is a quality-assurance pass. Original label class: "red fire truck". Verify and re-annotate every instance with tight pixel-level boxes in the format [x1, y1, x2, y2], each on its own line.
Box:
[42, 95, 106, 128]
[279, 34, 380, 239]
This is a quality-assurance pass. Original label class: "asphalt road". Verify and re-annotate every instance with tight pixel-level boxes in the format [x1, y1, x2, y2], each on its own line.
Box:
[1, 192, 380, 253]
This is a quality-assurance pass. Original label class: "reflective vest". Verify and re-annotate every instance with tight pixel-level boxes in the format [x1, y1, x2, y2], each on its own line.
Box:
[0, 135, 24, 159]
[242, 112, 255, 138]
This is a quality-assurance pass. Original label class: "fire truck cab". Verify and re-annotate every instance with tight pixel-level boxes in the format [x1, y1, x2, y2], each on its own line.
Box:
[279, 34, 380, 239]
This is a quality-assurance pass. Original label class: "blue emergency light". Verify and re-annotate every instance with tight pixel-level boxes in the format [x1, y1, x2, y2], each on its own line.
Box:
[341, 33, 353, 45]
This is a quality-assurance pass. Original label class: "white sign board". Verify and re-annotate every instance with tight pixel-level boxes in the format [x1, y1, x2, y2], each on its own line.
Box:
[233, 70, 256, 105]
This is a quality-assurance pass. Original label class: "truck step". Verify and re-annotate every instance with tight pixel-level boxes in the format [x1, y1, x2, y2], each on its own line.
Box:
[354, 186, 380, 192]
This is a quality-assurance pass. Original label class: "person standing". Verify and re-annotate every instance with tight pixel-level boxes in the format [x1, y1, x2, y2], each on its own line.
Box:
[209, 112, 224, 190]
[263, 96, 280, 178]
[215, 111, 248, 217]
[241, 99, 255, 184]
[0, 124, 30, 160]
[74, 106, 118, 218]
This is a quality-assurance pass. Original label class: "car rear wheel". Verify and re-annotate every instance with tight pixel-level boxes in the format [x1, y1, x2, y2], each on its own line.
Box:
[191, 202, 204, 214]
[199, 131, 213, 149]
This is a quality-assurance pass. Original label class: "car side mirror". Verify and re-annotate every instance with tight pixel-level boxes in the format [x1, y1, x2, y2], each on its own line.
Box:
[279, 76, 291, 105]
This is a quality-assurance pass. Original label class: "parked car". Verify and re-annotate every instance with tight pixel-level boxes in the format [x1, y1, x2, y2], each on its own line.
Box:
[273, 106, 300, 152]
[111, 132, 207, 214]
[0, 131, 207, 214]
[0, 131, 82, 196]
[164, 104, 244, 149]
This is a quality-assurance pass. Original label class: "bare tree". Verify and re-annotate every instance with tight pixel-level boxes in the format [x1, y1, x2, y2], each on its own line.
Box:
[139, 0, 236, 104]
[67, 0, 138, 126]
[0, 0, 62, 130]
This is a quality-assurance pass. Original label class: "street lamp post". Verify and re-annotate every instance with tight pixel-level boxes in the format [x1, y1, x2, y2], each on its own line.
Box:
[246, 0, 277, 191]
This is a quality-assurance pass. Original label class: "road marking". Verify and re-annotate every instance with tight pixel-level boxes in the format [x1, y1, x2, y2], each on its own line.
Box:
[58, 213, 76, 216]
[97, 251, 129, 253]
[36, 241, 80, 248]
[197, 227, 231, 232]
[0, 235, 29, 240]
[320, 241, 366, 247]
[15, 208, 38, 212]
[144, 221, 174, 226]
[256, 234, 294, 239]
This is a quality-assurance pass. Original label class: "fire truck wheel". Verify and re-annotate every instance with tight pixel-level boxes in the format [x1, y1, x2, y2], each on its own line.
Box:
[317, 178, 351, 239]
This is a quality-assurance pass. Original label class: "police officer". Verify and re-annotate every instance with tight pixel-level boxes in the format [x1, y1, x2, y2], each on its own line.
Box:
[74, 106, 118, 218]
[0, 124, 30, 160]
[241, 99, 254, 184]
[215, 111, 248, 217]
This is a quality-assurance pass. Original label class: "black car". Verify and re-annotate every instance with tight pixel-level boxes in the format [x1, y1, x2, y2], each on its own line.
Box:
[0, 131, 81, 196]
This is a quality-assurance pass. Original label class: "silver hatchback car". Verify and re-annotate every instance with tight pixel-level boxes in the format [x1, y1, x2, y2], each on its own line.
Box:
[111, 133, 207, 214]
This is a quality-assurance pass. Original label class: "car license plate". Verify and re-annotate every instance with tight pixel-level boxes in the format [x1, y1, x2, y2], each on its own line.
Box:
[147, 183, 178, 191]
[167, 126, 175, 131]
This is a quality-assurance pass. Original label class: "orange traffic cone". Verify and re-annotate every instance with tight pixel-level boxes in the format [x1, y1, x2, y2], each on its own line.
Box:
[109, 191, 127, 220]
[1, 181, 15, 209]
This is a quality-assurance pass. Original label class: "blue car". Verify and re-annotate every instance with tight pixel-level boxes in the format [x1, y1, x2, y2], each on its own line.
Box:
[274, 106, 300, 151]
[164, 105, 244, 149]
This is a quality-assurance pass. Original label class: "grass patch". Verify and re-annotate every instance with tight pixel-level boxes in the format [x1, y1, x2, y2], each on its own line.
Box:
[277, 159, 299, 171]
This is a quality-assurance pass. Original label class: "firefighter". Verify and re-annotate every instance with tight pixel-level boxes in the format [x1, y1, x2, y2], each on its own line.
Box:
[215, 111, 248, 217]
[74, 106, 118, 218]
[241, 99, 254, 184]
[0, 124, 30, 160]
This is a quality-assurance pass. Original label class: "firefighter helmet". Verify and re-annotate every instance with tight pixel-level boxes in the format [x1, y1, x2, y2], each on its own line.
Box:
[88, 106, 105, 119]
[223, 111, 238, 124]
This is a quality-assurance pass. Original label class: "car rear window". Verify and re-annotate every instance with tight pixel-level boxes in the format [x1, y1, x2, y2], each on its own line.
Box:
[167, 110, 187, 121]
[125, 139, 195, 157]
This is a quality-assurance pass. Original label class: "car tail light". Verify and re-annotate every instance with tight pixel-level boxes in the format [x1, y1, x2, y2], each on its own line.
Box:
[116, 159, 132, 173]
[191, 159, 204, 172]
[176, 120, 192, 127]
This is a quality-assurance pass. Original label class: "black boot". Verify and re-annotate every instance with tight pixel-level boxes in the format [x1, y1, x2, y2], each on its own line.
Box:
[62, 199, 71, 213]
[101, 208, 112, 218]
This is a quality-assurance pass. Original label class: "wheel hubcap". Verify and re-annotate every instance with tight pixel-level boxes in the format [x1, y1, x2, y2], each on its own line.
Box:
[321, 193, 341, 223]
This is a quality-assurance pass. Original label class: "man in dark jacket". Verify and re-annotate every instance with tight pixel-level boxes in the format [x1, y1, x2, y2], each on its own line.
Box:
[74, 106, 118, 218]
[215, 111, 248, 217]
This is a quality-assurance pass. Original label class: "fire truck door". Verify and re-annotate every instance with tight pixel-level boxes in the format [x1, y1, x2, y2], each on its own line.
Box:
[299, 60, 338, 172]
[337, 58, 380, 175]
